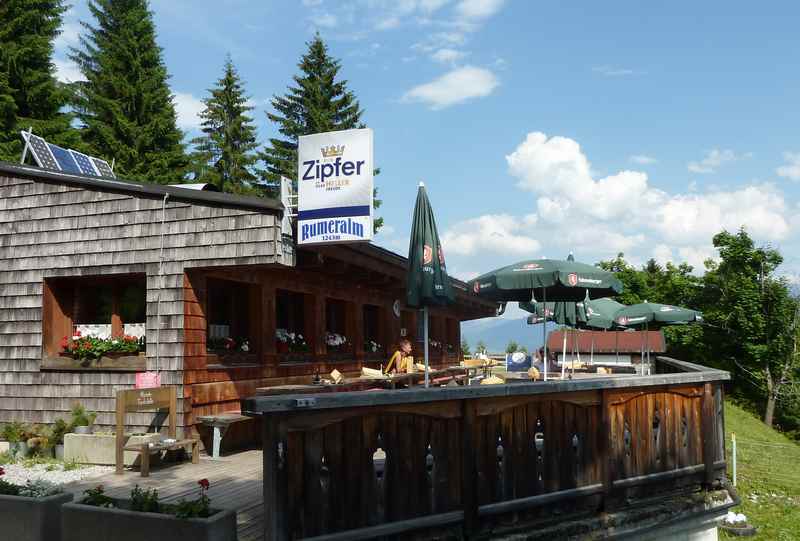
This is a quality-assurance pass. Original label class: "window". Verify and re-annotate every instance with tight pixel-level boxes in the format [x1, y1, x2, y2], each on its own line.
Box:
[275, 289, 310, 355]
[363, 304, 385, 358]
[43, 274, 146, 357]
[325, 298, 352, 355]
[206, 278, 252, 354]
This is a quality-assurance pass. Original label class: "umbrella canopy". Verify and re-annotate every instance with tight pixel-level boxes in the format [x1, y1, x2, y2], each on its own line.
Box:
[406, 183, 454, 308]
[583, 297, 627, 329]
[614, 302, 703, 328]
[520, 300, 587, 328]
[469, 259, 623, 303]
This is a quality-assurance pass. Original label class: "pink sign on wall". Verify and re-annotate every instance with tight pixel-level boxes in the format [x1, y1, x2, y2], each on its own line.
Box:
[135, 372, 161, 389]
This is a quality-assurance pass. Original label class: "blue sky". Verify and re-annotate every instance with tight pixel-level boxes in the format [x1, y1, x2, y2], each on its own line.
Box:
[53, 1, 800, 318]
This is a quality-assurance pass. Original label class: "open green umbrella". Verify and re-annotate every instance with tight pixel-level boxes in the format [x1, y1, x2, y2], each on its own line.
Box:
[469, 258, 622, 303]
[406, 182, 454, 387]
[471, 258, 622, 381]
[614, 301, 703, 373]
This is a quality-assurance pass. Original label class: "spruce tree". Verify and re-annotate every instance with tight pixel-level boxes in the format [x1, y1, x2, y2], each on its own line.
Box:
[189, 57, 259, 193]
[70, 0, 186, 183]
[262, 34, 383, 230]
[0, 0, 77, 162]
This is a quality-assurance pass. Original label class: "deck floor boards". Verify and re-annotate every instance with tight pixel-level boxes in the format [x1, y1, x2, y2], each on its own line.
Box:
[66, 450, 264, 541]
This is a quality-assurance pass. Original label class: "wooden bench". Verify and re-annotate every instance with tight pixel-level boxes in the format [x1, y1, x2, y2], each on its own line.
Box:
[124, 438, 200, 477]
[115, 386, 200, 476]
[196, 412, 250, 459]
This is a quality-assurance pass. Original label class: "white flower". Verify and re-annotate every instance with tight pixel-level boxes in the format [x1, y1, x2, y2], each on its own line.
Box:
[72, 335, 81, 340]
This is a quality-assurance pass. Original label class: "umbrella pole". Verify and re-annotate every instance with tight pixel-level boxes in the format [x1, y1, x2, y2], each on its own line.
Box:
[561, 327, 567, 378]
[590, 332, 594, 366]
[542, 287, 547, 382]
[424, 306, 430, 388]
[574, 328, 581, 377]
[645, 322, 650, 375]
[615, 330, 619, 364]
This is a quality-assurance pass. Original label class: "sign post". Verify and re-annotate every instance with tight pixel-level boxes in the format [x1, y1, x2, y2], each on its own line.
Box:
[297, 128, 373, 245]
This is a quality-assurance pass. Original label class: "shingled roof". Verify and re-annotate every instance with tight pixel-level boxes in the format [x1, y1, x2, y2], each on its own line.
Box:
[547, 330, 665, 353]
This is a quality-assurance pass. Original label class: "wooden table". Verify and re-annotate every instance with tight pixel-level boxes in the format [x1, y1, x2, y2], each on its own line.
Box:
[124, 438, 199, 477]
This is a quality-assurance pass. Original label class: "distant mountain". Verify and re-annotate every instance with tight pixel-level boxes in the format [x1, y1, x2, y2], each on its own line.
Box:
[461, 317, 556, 354]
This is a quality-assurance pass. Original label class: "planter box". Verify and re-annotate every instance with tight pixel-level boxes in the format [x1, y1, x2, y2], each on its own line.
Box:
[64, 433, 162, 465]
[0, 491, 73, 541]
[42, 353, 146, 372]
[62, 500, 236, 541]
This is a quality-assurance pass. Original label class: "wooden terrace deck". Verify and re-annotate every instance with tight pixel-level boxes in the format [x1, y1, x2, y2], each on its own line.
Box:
[67, 450, 264, 541]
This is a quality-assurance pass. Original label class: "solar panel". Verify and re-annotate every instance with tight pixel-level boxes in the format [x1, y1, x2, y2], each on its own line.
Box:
[24, 133, 59, 170]
[91, 157, 116, 178]
[68, 149, 100, 176]
[48, 143, 82, 174]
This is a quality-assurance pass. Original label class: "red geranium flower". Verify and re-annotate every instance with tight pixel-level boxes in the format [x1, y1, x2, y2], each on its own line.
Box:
[198, 478, 210, 490]
[0, 466, 5, 476]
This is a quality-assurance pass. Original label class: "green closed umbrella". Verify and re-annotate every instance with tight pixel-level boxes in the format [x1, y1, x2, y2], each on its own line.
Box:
[471, 258, 622, 381]
[406, 182, 454, 387]
[614, 302, 703, 373]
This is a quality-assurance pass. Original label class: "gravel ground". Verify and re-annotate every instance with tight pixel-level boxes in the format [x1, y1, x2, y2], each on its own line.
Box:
[2, 462, 112, 487]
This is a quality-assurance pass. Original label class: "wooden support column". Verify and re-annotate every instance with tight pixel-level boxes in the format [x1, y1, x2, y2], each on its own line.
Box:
[263, 414, 289, 541]
[461, 399, 478, 536]
[308, 293, 326, 356]
[600, 389, 613, 510]
[702, 383, 717, 487]
[262, 282, 276, 356]
[352, 302, 364, 360]
[111, 283, 122, 337]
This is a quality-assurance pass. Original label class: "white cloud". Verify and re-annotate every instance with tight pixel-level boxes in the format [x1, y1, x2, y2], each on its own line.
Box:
[777, 152, 800, 181]
[310, 12, 338, 28]
[402, 65, 498, 109]
[687, 148, 749, 174]
[456, 0, 506, 19]
[629, 154, 657, 165]
[498, 131, 790, 267]
[173, 92, 205, 130]
[302, 0, 324, 6]
[54, 22, 81, 51]
[430, 48, 467, 64]
[375, 16, 401, 30]
[53, 58, 85, 83]
[592, 65, 638, 77]
[442, 214, 539, 256]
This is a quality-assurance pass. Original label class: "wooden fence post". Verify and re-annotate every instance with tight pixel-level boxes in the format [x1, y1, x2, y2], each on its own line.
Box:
[461, 399, 478, 536]
[263, 413, 289, 541]
[600, 389, 613, 510]
[701, 383, 716, 487]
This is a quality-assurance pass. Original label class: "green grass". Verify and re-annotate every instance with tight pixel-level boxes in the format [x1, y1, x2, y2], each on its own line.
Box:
[721, 401, 800, 540]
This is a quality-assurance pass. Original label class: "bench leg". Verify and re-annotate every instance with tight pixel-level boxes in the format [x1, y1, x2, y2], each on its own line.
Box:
[192, 440, 199, 464]
[212, 425, 229, 459]
[140, 444, 150, 477]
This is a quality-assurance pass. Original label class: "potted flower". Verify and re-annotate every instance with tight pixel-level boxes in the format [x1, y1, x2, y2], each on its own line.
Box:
[69, 404, 97, 435]
[0, 467, 73, 541]
[1, 421, 30, 459]
[51, 419, 69, 460]
[364, 339, 384, 360]
[61, 332, 142, 366]
[276, 329, 310, 360]
[62, 480, 236, 541]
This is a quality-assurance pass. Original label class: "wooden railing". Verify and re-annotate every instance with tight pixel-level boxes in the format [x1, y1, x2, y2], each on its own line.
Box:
[242, 357, 730, 540]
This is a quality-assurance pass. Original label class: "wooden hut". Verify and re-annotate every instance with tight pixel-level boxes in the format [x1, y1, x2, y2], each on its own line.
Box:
[0, 161, 494, 439]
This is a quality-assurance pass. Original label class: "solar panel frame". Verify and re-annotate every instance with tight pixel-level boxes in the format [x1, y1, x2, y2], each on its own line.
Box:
[91, 157, 116, 178]
[68, 149, 100, 176]
[23, 132, 60, 171]
[48, 143, 82, 175]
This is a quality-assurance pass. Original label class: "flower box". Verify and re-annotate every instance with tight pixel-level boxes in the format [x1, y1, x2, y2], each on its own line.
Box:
[61, 499, 237, 541]
[0, 491, 73, 541]
[42, 353, 146, 372]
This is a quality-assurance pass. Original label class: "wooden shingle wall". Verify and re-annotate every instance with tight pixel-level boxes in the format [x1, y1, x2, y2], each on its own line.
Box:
[0, 173, 283, 434]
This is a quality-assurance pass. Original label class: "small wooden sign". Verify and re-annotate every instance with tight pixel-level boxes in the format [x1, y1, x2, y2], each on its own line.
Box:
[135, 371, 161, 389]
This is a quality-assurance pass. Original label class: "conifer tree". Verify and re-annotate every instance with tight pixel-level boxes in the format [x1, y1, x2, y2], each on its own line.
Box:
[0, 0, 77, 162]
[70, 0, 186, 183]
[189, 57, 259, 193]
[262, 34, 383, 229]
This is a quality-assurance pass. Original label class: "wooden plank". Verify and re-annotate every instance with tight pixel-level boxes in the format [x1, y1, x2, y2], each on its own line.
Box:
[263, 415, 289, 541]
[701, 383, 716, 486]
[461, 399, 478, 534]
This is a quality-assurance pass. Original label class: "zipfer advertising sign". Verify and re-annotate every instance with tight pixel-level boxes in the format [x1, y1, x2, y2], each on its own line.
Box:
[297, 128, 373, 245]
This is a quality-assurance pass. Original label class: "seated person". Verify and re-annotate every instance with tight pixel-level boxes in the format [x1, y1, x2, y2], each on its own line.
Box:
[385, 338, 414, 374]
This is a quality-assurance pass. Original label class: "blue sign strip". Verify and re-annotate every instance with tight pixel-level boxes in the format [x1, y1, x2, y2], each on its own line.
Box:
[298, 205, 371, 220]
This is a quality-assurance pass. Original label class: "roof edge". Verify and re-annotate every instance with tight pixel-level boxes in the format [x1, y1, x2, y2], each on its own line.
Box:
[0, 160, 283, 214]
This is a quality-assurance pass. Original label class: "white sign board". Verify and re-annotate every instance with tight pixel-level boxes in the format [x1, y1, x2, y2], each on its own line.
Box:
[297, 128, 373, 245]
